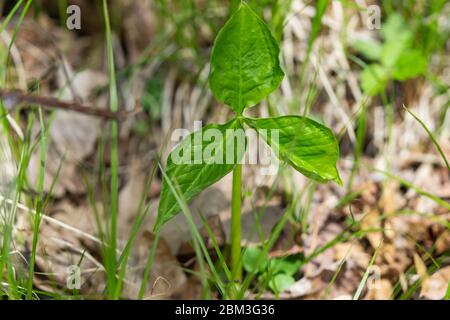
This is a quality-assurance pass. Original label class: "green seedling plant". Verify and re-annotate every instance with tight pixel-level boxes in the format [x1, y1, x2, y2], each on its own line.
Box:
[155, 2, 341, 294]
[243, 247, 303, 295]
[353, 13, 429, 96]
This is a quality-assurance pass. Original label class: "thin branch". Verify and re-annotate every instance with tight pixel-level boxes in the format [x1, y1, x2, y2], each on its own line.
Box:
[0, 88, 129, 120]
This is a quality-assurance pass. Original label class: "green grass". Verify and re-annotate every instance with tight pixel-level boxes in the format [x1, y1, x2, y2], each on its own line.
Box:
[0, 0, 448, 301]
[353, 239, 383, 300]
[0, 0, 35, 299]
[158, 163, 227, 298]
[102, 0, 120, 299]
[404, 105, 450, 171]
[26, 107, 47, 299]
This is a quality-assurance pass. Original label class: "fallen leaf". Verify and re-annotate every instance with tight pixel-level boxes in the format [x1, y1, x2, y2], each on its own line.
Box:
[421, 266, 450, 300]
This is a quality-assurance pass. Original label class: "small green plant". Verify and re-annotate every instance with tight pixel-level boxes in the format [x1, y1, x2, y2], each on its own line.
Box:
[155, 2, 340, 291]
[243, 247, 303, 294]
[353, 13, 429, 96]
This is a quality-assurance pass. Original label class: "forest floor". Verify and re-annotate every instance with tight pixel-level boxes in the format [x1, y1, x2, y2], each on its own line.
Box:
[0, 0, 449, 300]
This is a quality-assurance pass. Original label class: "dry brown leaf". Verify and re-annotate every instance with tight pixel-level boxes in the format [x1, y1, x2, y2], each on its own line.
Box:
[420, 266, 450, 300]
[364, 279, 393, 300]
[413, 253, 429, 281]
[30, 200, 103, 294]
[122, 231, 187, 299]
[361, 209, 382, 249]
[435, 231, 450, 255]
[28, 70, 108, 196]
[178, 214, 226, 257]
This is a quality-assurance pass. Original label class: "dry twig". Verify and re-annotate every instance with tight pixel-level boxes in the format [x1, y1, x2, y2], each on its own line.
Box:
[0, 88, 129, 120]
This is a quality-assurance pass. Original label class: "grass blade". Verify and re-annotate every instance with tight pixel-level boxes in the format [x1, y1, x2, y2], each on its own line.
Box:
[103, 0, 120, 298]
[353, 239, 383, 300]
[404, 105, 450, 171]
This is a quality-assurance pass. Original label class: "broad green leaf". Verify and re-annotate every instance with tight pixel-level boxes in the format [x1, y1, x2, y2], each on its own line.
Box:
[245, 116, 341, 184]
[352, 39, 382, 61]
[269, 254, 303, 276]
[382, 13, 410, 43]
[155, 119, 247, 230]
[392, 49, 427, 81]
[361, 64, 389, 96]
[380, 32, 412, 67]
[243, 247, 269, 273]
[209, 2, 284, 115]
[380, 13, 412, 67]
[269, 273, 295, 293]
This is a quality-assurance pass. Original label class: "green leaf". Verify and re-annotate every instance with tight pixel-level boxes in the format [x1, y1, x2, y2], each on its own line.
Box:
[243, 247, 269, 274]
[141, 77, 163, 119]
[352, 39, 383, 61]
[382, 13, 410, 43]
[245, 116, 341, 184]
[380, 13, 412, 67]
[361, 64, 389, 96]
[380, 32, 412, 67]
[155, 119, 247, 231]
[392, 49, 427, 81]
[269, 254, 303, 276]
[307, 0, 328, 55]
[269, 273, 295, 293]
[209, 2, 284, 115]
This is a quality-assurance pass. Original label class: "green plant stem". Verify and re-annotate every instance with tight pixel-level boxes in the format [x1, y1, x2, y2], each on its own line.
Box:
[230, 164, 242, 288]
[27, 108, 46, 299]
[103, 0, 119, 298]
[347, 100, 367, 192]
